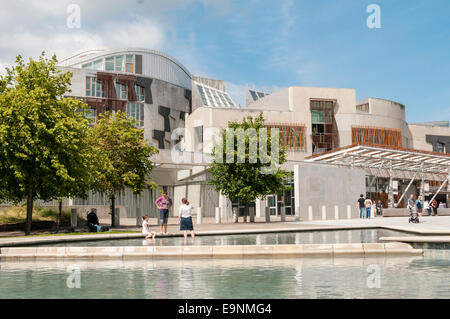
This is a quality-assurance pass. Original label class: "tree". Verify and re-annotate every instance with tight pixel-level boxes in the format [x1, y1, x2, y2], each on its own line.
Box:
[0, 53, 94, 235]
[208, 113, 290, 222]
[89, 111, 159, 227]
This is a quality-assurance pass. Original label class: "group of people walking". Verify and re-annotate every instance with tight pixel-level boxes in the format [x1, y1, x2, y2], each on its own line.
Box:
[141, 192, 195, 244]
[358, 193, 440, 222]
[357, 194, 383, 219]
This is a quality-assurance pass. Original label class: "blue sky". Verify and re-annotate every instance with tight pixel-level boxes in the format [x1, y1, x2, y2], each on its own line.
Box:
[1, 0, 449, 123]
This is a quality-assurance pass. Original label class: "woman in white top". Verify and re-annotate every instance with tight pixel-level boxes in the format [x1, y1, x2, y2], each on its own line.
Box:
[142, 215, 156, 240]
[179, 198, 195, 243]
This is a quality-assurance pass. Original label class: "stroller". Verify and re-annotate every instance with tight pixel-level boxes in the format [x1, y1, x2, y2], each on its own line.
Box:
[87, 210, 109, 232]
[409, 207, 419, 224]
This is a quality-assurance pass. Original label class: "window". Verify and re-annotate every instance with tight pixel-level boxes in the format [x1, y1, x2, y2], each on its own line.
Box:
[265, 123, 306, 151]
[356, 103, 370, 113]
[438, 142, 445, 153]
[115, 55, 123, 72]
[310, 100, 336, 153]
[92, 59, 103, 70]
[82, 62, 92, 69]
[125, 55, 135, 73]
[86, 77, 105, 97]
[105, 57, 115, 71]
[351, 126, 402, 148]
[135, 85, 144, 102]
[126, 102, 144, 127]
[85, 108, 97, 123]
[115, 82, 127, 100]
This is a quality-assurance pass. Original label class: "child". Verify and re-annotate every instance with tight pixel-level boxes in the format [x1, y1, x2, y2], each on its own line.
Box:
[142, 215, 156, 240]
[178, 198, 195, 244]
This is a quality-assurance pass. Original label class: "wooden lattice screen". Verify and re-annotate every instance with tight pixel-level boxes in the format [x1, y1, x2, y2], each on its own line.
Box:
[265, 123, 306, 151]
[352, 126, 402, 148]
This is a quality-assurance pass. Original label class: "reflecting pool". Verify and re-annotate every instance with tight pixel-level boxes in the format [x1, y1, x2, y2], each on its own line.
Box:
[1, 251, 450, 299]
[34, 229, 412, 247]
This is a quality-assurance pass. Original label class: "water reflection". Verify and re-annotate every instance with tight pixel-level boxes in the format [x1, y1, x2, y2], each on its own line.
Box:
[3, 255, 446, 299]
[33, 229, 413, 247]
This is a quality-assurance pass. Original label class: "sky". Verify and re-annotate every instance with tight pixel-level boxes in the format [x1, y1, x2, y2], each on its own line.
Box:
[0, 0, 449, 123]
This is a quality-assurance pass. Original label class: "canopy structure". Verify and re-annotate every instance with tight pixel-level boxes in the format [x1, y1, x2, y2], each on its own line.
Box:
[305, 144, 450, 174]
[305, 144, 450, 207]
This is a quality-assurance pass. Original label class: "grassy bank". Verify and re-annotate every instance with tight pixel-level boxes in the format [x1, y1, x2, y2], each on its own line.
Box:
[0, 205, 85, 224]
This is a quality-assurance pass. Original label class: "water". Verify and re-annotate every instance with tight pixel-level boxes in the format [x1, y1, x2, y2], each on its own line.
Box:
[34, 229, 412, 247]
[1, 251, 450, 298]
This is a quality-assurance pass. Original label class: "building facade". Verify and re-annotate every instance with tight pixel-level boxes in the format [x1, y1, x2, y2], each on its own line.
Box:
[58, 47, 450, 223]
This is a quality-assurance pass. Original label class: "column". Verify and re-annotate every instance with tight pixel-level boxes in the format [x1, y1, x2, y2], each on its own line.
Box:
[294, 164, 301, 221]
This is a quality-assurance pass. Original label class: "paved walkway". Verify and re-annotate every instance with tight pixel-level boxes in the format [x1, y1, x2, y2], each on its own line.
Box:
[1, 215, 450, 247]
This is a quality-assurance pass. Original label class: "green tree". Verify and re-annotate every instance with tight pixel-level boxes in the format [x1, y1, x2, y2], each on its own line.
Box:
[89, 111, 159, 227]
[208, 113, 290, 222]
[0, 53, 94, 235]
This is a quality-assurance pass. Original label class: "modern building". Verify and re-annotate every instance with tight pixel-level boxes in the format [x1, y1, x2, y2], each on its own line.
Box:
[58, 48, 450, 224]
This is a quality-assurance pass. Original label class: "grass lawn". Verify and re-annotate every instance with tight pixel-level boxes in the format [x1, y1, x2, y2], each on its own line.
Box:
[0, 205, 84, 224]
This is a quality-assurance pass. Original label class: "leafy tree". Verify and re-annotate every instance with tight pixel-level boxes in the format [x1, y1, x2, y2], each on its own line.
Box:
[208, 113, 290, 222]
[0, 53, 93, 235]
[89, 111, 159, 227]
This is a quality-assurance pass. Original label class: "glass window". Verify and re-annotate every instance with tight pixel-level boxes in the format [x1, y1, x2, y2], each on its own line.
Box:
[135, 85, 144, 101]
[115, 55, 123, 72]
[82, 62, 92, 69]
[105, 57, 114, 71]
[126, 102, 144, 127]
[92, 59, 103, 70]
[438, 143, 445, 153]
[115, 82, 127, 100]
[85, 108, 96, 123]
[86, 77, 91, 96]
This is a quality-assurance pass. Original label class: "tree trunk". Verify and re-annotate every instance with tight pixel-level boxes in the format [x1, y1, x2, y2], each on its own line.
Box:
[243, 202, 248, 223]
[25, 185, 33, 235]
[111, 193, 116, 228]
[56, 199, 62, 233]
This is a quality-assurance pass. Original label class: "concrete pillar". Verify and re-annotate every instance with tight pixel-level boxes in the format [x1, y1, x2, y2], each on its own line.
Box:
[294, 164, 301, 222]
[280, 206, 286, 222]
[215, 207, 221, 224]
[113, 208, 120, 226]
[265, 206, 271, 222]
[347, 205, 351, 219]
[334, 205, 339, 220]
[70, 208, 78, 229]
[308, 206, 313, 221]
[233, 207, 239, 223]
[249, 206, 255, 223]
[255, 199, 265, 218]
[136, 207, 142, 226]
[388, 174, 394, 208]
[322, 206, 327, 220]
[196, 207, 202, 225]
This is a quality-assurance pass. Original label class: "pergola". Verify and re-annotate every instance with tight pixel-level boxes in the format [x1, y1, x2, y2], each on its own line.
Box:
[305, 144, 450, 207]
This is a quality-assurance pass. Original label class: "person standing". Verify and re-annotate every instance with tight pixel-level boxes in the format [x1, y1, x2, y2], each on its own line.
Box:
[155, 191, 173, 235]
[364, 197, 373, 219]
[178, 197, 195, 244]
[358, 194, 366, 219]
[431, 199, 438, 216]
[376, 200, 383, 217]
[415, 195, 423, 221]
[423, 200, 431, 216]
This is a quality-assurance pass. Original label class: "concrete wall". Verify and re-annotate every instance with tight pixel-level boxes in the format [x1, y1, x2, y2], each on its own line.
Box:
[294, 163, 365, 221]
[408, 124, 450, 152]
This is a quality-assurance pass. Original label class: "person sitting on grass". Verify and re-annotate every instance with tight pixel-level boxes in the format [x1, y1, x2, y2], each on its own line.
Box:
[179, 198, 195, 244]
[142, 215, 156, 240]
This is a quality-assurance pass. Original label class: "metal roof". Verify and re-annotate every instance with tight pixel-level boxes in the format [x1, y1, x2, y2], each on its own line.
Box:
[305, 144, 450, 174]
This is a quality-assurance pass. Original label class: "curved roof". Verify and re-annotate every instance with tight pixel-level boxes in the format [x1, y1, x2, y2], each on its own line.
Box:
[58, 48, 192, 89]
